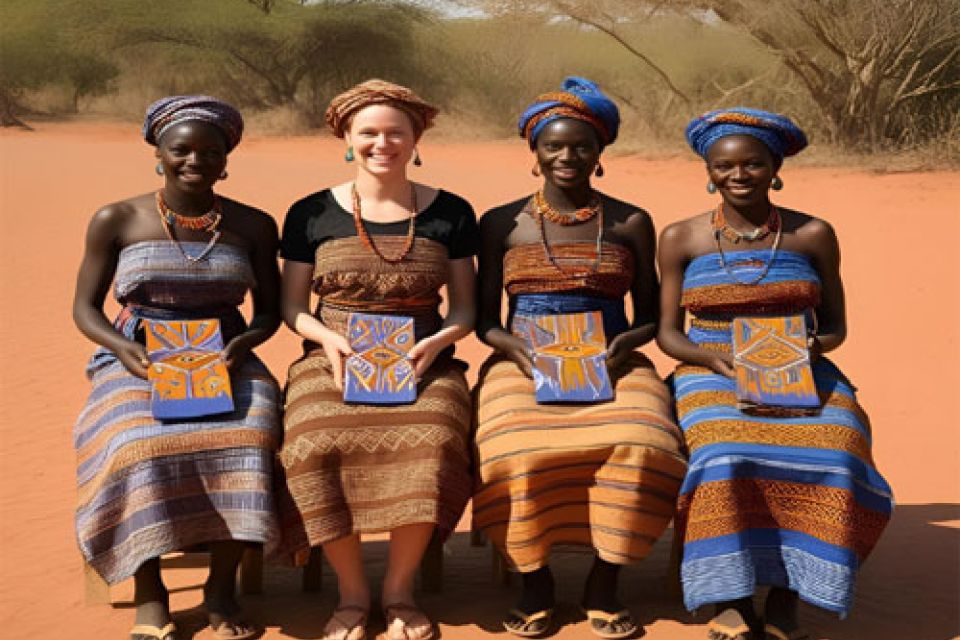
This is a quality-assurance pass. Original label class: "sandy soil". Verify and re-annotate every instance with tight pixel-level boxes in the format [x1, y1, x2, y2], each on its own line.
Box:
[1, 122, 957, 640]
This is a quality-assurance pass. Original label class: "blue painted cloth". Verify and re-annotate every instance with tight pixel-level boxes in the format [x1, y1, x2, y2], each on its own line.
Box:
[509, 292, 629, 341]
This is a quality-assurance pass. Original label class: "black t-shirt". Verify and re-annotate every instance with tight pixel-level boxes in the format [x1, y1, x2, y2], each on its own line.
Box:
[280, 188, 479, 263]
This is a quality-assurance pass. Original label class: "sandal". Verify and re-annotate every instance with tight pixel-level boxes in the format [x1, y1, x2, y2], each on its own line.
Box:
[210, 619, 260, 640]
[130, 622, 178, 640]
[707, 609, 752, 640]
[764, 622, 809, 640]
[322, 605, 369, 640]
[502, 607, 554, 638]
[383, 602, 435, 640]
[582, 608, 638, 639]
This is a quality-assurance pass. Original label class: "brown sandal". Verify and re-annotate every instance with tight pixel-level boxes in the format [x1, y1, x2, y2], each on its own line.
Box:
[383, 602, 435, 640]
[322, 605, 369, 640]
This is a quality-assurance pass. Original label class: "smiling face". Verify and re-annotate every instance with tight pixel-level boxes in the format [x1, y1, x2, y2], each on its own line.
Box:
[534, 118, 601, 190]
[155, 121, 228, 194]
[705, 134, 779, 208]
[345, 104, 417, 176]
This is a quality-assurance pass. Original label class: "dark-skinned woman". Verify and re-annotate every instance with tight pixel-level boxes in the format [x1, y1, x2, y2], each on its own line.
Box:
[656, 108, 892, 640]
[72, 96, 282, 640]
[472, 77, 687, 639]
[275, 80, 476, 640]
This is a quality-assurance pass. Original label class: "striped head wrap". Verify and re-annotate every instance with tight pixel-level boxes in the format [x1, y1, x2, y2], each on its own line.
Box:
[143, 95, 243, 153]
[325, 79, 438, 139]
[685, 107, 807, 161]
[518, 77, 620, 149]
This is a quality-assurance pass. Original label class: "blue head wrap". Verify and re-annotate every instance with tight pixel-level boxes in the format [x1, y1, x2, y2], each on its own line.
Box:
[143, 95, 244, 153]
[518, 77, 620, 149]
[685, 107, 807, 162]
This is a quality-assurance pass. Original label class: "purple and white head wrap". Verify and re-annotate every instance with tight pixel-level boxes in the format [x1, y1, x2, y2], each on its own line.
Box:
[143, 95, 244, 152]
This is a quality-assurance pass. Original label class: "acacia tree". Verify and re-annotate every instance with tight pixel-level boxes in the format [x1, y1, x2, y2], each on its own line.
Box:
[452, 0, 960, 149]
[700, 0, 960, 148]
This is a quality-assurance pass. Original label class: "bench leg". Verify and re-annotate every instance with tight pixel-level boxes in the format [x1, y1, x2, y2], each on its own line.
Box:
[239, 545, 263, 595]
[84, 562, 112, 605]
[419, 531, 443, 593]
[302, 547, 324, 592]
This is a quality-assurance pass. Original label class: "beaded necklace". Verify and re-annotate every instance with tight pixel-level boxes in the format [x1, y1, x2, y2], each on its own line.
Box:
[156, 190, 222, 231]
[530, 192, 604, 277]
[155, 191, 222, 263]
[713, 201, 779, 243]
[533, 189, 601, 225]
[713, 204, 783, 285]
[351, 181, 417, 263]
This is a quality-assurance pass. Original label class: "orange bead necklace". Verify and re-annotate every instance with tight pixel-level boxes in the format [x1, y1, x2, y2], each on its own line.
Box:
[351, 181, 418, 263]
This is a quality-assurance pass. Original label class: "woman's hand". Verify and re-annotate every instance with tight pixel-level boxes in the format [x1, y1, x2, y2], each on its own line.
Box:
[707, 352, 736, 378]
[222, 335, 254, 371]
[408, 335, 444, 380]
[807, 334, 823, 362]
[605, 333, 636, 374]
[115, 340, 151, 379]
[319, 329, 354, 391]
[499, 334, 535, 379]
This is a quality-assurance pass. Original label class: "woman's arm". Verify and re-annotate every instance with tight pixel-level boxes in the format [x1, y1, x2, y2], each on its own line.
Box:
[803, 217, 846, 358]
[223, 211, 282, 369]
[656, 221, 735, 377]
[72, 204, 151, 378]
[408, 256, 476, 377]
[607, 208, 658, 371]
[475, 207, 533, 377]
[282, 259, 353, 389]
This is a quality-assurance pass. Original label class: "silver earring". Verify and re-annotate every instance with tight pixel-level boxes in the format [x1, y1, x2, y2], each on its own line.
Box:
[707, 181, 717, 194]
[413, 148, 422, 167]
[219, 170, 228, 180]
[155, 163, 164, 176]
[772, 176, 783, 191]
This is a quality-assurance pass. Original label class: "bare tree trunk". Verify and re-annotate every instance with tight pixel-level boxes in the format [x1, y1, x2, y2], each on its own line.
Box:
[0, 89, 33, 130]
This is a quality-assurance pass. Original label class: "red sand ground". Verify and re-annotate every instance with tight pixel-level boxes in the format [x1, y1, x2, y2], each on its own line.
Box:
[1, 123, 957, 640]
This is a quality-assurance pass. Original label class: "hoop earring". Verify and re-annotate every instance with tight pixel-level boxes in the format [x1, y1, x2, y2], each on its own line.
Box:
[706, 181, 717, 194]
[594, 162, 604, 178]
[771, 176, 784, 191]
[155, 163, 164, 176]
[219, 170, 228, 180]
[531, 161, 541, 177]
[413, 148, 422, 167]
[344, 146, 355, 162]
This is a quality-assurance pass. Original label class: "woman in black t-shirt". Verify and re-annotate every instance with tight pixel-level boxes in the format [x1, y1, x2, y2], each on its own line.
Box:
[275, 80, 477, 640]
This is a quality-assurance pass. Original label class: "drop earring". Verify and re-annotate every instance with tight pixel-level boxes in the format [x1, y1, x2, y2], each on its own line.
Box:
[219, 170, 228, 180]
[344, 146, 355, 162]
[706, 181, 717, 194]
[531, 161, 541, 177]
[771, 176, 784, 191]
[595, 162, 604, 178]
[413, 148, 422, 167]
[155, 163, 164, 176]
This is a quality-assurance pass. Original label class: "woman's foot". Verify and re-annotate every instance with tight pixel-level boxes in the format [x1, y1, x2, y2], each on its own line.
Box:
[580, 558, 636, 638]
[322, 605, 369, 640]
[503, 566, 555, 637]
[382, 601, 434, 640]
[203, 584, 259, 639]
[707, 599, 762, 640]
[132, 576, 176, 639]
[763, 588, 808, 640]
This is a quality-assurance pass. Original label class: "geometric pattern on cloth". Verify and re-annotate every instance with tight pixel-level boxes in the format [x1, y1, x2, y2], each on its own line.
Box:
[673, 249, 893, 617]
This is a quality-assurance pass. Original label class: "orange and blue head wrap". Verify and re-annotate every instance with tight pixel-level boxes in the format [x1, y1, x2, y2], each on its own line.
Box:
[685, 107, 807, 162]
[143, 95, 244, 153]
[518, 77, 620, 150]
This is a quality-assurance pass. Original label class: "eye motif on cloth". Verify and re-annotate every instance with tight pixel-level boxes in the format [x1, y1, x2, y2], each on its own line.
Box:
[732, 314, 821, 416]
[145, 319, 234, 419]
[514, 311, 613, 404]
[344, 313, 417, 404]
